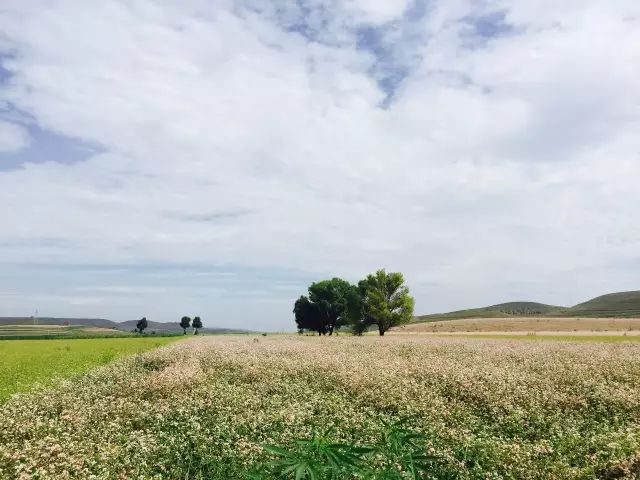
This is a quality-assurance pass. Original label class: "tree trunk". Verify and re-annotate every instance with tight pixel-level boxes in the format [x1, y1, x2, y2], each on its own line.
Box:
[194, 329, 199, 335]
[183, 328, 187, 335]
[378, 324, 385, 336]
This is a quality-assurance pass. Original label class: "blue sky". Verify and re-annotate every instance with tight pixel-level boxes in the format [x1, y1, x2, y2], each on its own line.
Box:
[0, 0, 639, 330]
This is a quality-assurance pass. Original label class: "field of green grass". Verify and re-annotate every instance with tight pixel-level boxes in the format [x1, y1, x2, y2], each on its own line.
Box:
[1, 335, 640, 479]
[0, 337, 180, 402]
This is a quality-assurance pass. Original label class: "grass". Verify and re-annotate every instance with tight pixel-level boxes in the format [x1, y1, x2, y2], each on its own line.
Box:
[1, 335, 640, 479]
[564, 290, 640, 317]
[0, 337, 181, 402]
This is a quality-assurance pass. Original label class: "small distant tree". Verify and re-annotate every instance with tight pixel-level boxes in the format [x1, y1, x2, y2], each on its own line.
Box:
[192, 316, 203, 335]
[136, 317, 148, 334]
[180, 316, 191, 335]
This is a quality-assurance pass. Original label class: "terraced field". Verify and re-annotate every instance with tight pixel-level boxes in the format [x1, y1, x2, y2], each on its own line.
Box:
[0, 324, 69, 338]
[0, 324, 128, 339]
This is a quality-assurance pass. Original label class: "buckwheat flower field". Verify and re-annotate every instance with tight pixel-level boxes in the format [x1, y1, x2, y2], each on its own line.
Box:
[1, 335, 639, 479]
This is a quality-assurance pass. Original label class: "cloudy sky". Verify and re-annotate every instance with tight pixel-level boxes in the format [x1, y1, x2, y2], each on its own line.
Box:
[0, 1, 639, 330]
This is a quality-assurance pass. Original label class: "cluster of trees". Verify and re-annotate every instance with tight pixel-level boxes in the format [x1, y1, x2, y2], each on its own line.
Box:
[134, 316, 203, 335]
[293, 269, 414, 336]
[180, 316, 203, 335]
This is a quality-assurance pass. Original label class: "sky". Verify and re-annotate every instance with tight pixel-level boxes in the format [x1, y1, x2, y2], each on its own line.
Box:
[0, 0, 639, 331]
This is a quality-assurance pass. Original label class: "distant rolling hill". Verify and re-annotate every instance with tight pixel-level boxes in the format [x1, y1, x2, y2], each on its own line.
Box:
[415, 302, 565, 323]
[562, 291, 640, 318]
[0, 317, 117, 328]
[0, 317, 249, 334]
[415, 291, 640, 322]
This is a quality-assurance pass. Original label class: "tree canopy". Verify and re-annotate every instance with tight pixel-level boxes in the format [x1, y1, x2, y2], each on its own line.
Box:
[294, 270, 414, 336]
[136, 317, 148, 334]
[192, 316, 203, 335]
[308, 278, 355, 335]
[293, 277, 356, 335]
[180, 316, 191, 335]
[294, 295, 326, 335]
[357, 270, 414, 336]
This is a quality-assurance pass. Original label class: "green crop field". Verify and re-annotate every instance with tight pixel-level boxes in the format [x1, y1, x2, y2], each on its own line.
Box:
[1, 335, 640, 479]
[0, 337, 180, 402]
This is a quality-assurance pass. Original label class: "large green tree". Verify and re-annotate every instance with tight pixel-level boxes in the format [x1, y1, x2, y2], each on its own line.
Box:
[293, 295, 326, 335]
[308, 278, 355, 335]
[345, 289, 373, 336]
[352, 270, 415, 336]
[293, 278, 356, 335]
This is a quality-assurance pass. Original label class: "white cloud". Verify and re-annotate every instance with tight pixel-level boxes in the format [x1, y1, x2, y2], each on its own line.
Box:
[0, 0, 638, 328]
[0, 120, 29, 152]
[346, 0, 410, 24]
